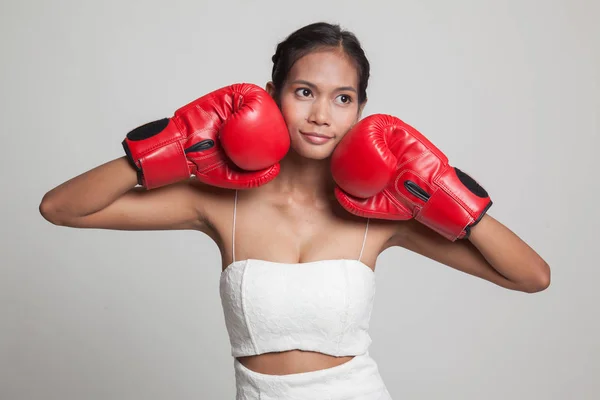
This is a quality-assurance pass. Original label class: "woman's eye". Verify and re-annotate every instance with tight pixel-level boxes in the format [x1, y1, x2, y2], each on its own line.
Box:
[337, 94, 352, 104]
[295, 88, 312, 97]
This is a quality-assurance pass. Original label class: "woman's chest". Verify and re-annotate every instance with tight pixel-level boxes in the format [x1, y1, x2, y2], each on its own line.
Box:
[209, 193, 399, 267]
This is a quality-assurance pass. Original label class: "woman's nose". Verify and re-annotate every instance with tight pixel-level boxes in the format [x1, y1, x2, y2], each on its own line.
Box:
[308, 98, 330, 126]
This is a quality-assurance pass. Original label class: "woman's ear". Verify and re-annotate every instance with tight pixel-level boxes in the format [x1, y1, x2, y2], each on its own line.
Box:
[265, 81, 276, 98]
[265, 81, 281, 108]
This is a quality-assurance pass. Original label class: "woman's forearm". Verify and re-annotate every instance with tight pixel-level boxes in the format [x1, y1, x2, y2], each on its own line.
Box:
[40, 156, 139, 221]
[468, 214, 551, 292]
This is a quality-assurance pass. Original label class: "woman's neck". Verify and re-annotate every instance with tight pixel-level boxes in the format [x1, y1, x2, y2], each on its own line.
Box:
[264, 150, 336, 203]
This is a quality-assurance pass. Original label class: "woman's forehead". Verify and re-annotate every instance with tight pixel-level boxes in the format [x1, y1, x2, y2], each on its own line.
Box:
[287, 50, 359, 90]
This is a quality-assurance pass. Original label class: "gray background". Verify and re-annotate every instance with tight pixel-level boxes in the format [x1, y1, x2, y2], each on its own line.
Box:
[1, 0, 598, 399]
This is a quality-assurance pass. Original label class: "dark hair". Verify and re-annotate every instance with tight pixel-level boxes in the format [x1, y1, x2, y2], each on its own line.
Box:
[271, 22, 370, 104]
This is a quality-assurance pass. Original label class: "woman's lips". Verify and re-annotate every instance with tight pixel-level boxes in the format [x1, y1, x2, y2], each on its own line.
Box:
[300, 131, 333, 145]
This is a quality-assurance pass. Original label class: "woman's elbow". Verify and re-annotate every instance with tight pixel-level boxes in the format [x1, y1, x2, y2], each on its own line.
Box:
[39, 196, 65, 226]
[524, 262, 551, 293]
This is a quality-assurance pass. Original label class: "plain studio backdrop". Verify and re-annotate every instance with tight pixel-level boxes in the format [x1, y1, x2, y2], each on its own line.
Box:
[1, 0, 598, 399]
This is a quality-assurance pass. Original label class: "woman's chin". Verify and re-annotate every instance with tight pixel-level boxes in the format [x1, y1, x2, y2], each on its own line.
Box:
[290, 145, 334, 160]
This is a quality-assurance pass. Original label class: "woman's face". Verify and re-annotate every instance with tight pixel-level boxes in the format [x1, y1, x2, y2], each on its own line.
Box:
[268, 50, 365, 160]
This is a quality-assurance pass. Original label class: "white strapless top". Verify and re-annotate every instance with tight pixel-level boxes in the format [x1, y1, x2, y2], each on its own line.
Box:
[219, 258, 376, 358]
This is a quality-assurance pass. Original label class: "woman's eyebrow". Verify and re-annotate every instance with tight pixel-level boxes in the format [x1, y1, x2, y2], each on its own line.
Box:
[290, 80, 357, 93]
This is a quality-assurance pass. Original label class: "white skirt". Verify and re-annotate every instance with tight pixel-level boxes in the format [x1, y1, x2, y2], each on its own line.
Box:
[233, 351, 392, 400]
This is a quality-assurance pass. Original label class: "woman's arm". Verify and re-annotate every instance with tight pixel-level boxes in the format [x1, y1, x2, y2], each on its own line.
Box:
[390, 214, 550, 293]
[39, 156, 209, 231]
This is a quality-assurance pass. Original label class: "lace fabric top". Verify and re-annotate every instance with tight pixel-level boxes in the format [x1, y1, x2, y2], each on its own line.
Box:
[219, 190, 376, 357]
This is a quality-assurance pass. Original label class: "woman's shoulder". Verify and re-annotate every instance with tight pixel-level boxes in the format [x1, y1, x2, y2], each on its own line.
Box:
[188, 179, 235, 199]
[187, 179, 236, 216]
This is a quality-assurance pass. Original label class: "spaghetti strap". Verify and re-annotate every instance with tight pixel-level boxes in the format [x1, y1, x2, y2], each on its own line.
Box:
[358, 218, 369, 262]
[232, 190, 238, 263]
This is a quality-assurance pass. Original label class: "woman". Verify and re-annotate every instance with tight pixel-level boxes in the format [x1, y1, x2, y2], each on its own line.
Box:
[39, 22, 550, 399]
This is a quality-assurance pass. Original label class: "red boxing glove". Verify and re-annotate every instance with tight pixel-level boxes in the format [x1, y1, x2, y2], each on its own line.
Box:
[122, 83, 290, 189]
[331, 114, 492, 241]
